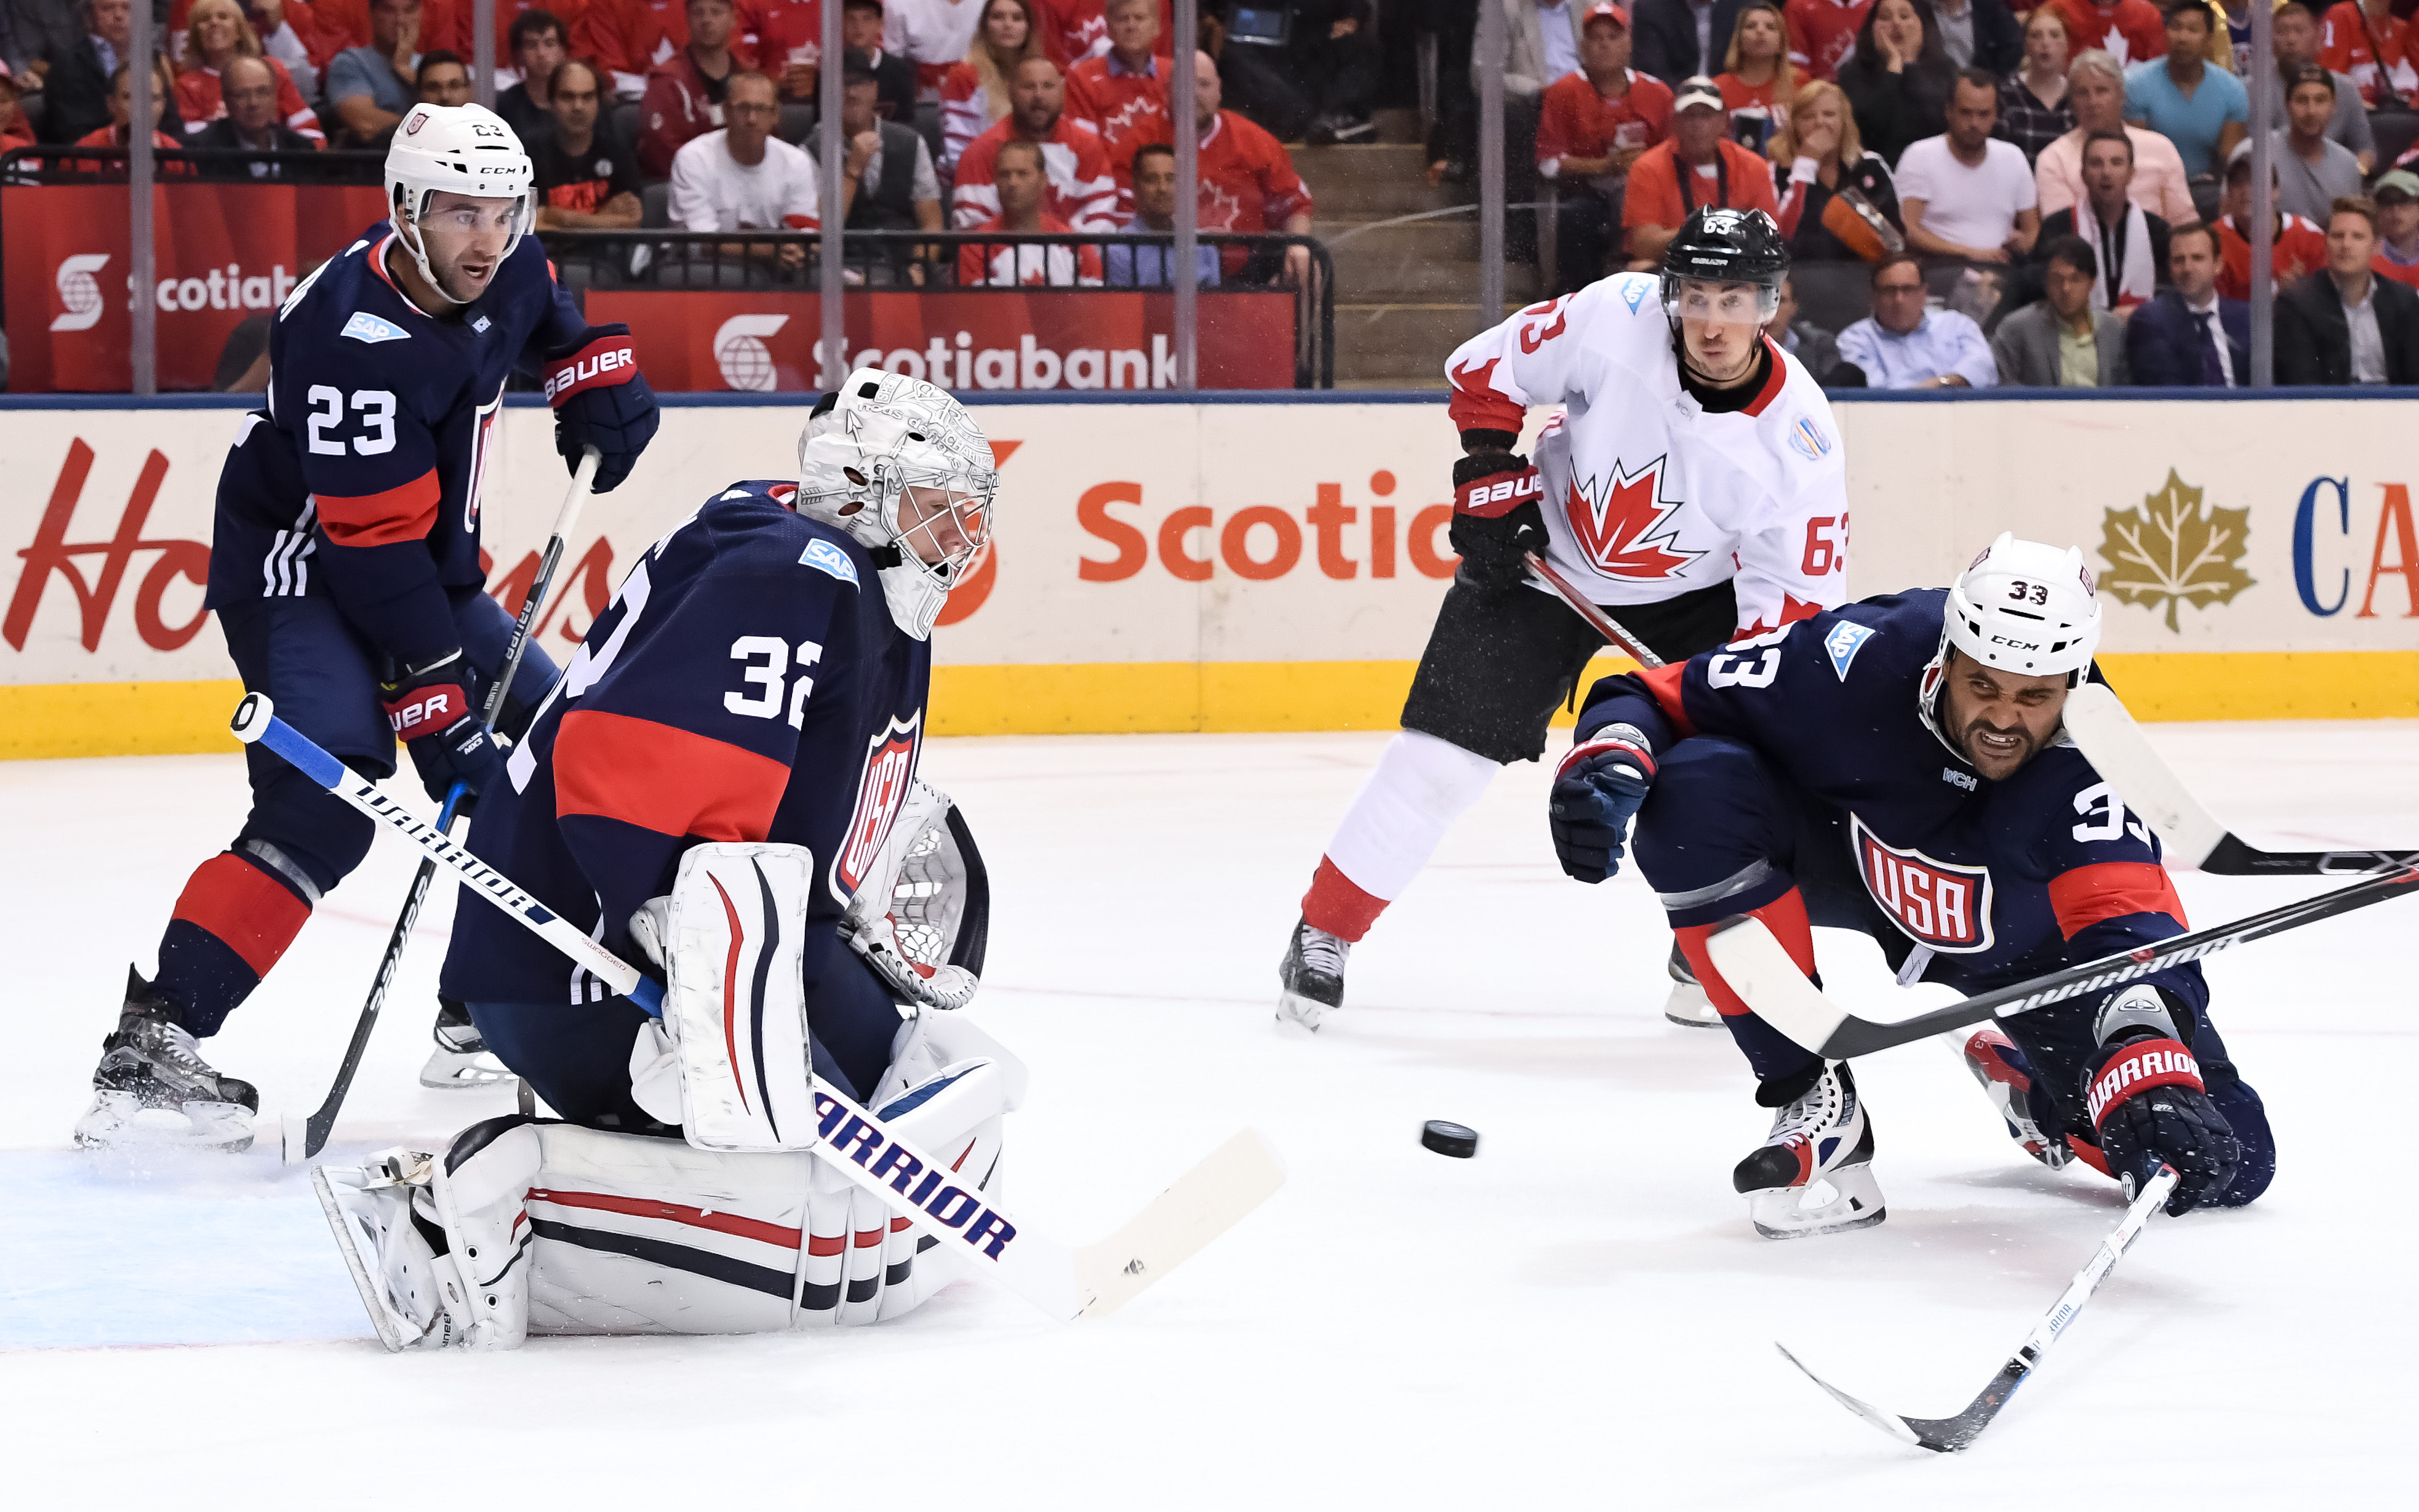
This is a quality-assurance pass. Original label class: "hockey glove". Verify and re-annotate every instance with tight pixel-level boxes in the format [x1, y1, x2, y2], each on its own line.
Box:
[543, 323, 659, 492]
[2081, 1031, 2241, 1215]
[380, 650, 505, 804]
[1548, 732, 1655, 884]
[1448, 450, 1548, 591]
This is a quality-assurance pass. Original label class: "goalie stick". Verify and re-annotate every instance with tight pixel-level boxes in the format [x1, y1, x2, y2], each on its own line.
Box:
[1706, 860, 2419, 1060]
[233, 694, 1285, 1320]
[2060, 682, 2417, 877]
[1524, 551, 1667, 668]
[1779, 1164, 2180, 1452]
[281, 449, 601, 1164]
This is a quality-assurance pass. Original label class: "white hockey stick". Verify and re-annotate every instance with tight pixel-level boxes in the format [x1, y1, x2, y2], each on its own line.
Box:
[2061, 682, 2416, 877]
[1778, 1164, 2178, 1452]
[231, 694, 1285, 1321]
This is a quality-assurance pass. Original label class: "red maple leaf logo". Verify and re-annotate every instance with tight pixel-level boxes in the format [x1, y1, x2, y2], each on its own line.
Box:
[1735, 594, 1825, 638]
[1565, 457, 1701, 580]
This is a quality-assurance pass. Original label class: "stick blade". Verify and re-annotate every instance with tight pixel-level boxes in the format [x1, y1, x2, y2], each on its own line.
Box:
[1070, 1129, 1285, 1319]
[1775, 1342, 1926, 1449]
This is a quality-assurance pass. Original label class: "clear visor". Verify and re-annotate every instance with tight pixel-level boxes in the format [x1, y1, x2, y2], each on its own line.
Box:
[1663, 276, 1780, 324]
[895, 477, 994, 581]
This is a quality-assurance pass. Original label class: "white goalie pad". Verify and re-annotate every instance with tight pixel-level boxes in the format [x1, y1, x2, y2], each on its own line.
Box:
[656, 842, 823, 1153]
[841, 780, 989, 1011]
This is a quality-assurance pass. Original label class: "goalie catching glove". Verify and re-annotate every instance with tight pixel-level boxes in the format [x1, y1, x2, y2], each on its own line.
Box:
[838, 779, 990, 1011]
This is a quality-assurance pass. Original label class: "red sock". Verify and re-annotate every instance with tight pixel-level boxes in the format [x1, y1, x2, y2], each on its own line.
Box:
[169, 852, 312, 978]
[1301, 857, 1388, 943]
[1674, 889, 1815, 1017]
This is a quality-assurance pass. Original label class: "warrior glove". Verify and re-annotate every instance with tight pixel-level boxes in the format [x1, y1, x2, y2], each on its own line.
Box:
[1548, 732, 1656, 884]
[543, 323, 659, 492]
[2082, 1021, 2241, 1215]
[1449, 450, 1548, 591]
[380, 649, 503, 805]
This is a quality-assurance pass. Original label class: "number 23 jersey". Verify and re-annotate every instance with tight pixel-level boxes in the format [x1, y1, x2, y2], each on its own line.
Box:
[440, 482, 933, 1008]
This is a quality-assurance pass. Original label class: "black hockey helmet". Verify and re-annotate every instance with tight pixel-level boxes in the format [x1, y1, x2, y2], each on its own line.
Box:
[1660, 207, 1789, 321]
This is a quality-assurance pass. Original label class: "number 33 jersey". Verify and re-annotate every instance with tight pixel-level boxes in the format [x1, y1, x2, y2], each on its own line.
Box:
[204, 220, 590, 666]
[1445, 271, 1850, 638]
[440, 482, 934, 1009]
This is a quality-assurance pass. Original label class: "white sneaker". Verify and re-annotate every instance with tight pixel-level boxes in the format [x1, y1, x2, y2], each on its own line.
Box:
[1732, 1062, 1885, 1239]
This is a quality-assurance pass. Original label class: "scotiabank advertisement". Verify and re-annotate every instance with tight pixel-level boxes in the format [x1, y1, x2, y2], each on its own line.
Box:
[3, 398, 2417, 759]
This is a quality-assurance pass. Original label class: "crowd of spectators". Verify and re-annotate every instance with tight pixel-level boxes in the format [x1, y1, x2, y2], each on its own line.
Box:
[0, 0, 1321, 293]
[1437, 0, 2419, 384]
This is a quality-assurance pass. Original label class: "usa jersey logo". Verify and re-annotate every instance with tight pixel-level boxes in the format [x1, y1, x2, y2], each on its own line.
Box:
[1850, 814, 1996, 953]
[832, 713, 922, 903]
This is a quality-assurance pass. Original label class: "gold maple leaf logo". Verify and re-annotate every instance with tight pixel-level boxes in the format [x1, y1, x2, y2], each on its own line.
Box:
[2098, 470, 2255, 633]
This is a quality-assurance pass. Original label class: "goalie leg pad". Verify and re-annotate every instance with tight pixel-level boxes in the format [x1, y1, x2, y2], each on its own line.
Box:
[430, 1116, 546, 1348]
[660, 842, 825, 1151]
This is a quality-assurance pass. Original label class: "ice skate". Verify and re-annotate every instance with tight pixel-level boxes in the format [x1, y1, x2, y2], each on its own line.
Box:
[313, 1148, 470, 1351]
[1733, 1062, 1885, 1239]
[419, 996, 513, 1089]
[1954, 1026, 2071, 1170]
[1276, 916, 1349, 1031]
[73, 968, 259, 1153]
[1662, 940, 1720, 1028]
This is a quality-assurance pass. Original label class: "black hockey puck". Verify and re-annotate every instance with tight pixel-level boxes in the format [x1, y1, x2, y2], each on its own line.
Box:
[1421, 1119, 1479, 1158]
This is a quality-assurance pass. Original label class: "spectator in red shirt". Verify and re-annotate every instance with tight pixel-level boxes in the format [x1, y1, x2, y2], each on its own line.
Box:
[1182, 47, 1317, 285]
[2213, 150, 2328, 298]
[2373, 169, 2419, 288]
[740, 0, 825, 100]
[639, 0, 744, 177]
[952, 55, 1118, 228]
[1715, 1, 1797, 149]
[1539, 4, 1676, 292]
[1785, 0, 1872, 82]
[958, 134, 1105, 283]
[942, 0, 1042, 171]
[2045, 0, 2164, 66]
[1622, 74, 1780, 263]
[174, 0, 325, 143]
[1066, 0, 1169, 210]
[1032, 0, 1108, 67]
[0, 66, 36, 154]
[578, 0, 692, 94]
[72, 60, 202, 175]
[2316, 0, 2415, 108]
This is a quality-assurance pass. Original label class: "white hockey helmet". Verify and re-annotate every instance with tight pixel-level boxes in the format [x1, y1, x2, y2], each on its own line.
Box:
[1942, 532, 2103, 682]
[384, 103, 535, 303]
[797, 369, 998, 641]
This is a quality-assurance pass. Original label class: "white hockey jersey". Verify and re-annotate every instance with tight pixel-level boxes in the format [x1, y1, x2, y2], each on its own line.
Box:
[1444, 272, 1850, 637]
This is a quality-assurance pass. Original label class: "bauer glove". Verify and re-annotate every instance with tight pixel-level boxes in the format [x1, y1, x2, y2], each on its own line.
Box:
[1548, 732, 1655, 884]
[380, 649, 504, 805]
[2080, 1024, 2241, 1215]
[543, 323, 660, 492]
[1448, 450, 1548, 591]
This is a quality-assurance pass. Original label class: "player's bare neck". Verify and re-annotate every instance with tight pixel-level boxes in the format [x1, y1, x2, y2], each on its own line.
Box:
[383, 241, 459, 320]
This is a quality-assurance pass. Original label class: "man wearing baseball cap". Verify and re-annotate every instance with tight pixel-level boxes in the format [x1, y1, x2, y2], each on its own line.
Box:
[1621, 73, 1779, 265]
[2371, 169, 2419, 289]
[1538, 5, 1677, 291]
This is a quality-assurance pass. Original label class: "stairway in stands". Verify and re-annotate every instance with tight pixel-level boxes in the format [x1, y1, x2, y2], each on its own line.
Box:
[1289, 110, 1540, 388]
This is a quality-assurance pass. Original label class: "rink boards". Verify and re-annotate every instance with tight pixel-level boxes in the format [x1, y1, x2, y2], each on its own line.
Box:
[3, 392, 2415, 758]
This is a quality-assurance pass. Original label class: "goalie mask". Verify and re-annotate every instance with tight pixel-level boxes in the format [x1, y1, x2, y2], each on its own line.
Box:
[383, 103, 535, 305]
[798, 370, 998, 640]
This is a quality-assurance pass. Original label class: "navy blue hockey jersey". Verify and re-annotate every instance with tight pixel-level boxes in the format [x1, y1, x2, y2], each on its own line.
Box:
[205, 222, 589, 665]
[1577, 589, 2205, 1018]
[440, 481, 932, 1007]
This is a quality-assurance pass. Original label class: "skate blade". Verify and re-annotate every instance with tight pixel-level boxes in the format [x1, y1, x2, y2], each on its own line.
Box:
[1662, 978, 1721, 1028]
[420, 1045, 514, 1089]
[1274, 988, 1332, 1034]
[1748, 1166, 1887, 1240]
[74, 1090, 255, 1153]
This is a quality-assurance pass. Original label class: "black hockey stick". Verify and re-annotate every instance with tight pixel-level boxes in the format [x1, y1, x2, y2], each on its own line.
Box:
[1524, 551, 1667, 668]
[1779, 1164, 2179, 1452]
[279, 449, 601, 1164]
[2061, 682, 2418, 877]
[1707, 860, 2419, 1060]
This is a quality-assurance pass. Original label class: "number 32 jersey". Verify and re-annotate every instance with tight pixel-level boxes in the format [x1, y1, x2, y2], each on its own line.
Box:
[441, 482, 933, 1009]
[1445, 271, 1850, 638]
[204, 220, 590, 666]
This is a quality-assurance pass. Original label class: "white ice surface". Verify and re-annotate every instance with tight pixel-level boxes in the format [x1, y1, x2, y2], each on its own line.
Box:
[2, 724, 2414, 1506]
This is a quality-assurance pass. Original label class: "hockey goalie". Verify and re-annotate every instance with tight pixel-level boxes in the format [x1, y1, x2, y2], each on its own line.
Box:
[314, 372, 1012, 1347]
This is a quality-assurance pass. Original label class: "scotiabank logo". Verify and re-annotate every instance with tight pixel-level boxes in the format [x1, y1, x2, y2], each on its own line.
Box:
[47, 251, 301, 324]
[1850, 814, 1995, 953]
[51, 254, 111, 332]
[1076, 470, 1460, 584]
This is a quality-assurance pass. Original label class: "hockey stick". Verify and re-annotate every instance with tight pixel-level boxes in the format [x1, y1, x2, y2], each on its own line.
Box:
[280, 449, 602, 1164]
[1706, 859, 2419, 1060]
[2060, 681, 2418, 877]
[1523, 551, 1667, 668]
[1778, 1164, 2179, 1452]
[233, 694, 1285, 1319]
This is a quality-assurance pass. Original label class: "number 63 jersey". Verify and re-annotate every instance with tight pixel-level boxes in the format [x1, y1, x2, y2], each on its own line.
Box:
[1446, 271, 1850, 638]
[440, 482, 932, 1009]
